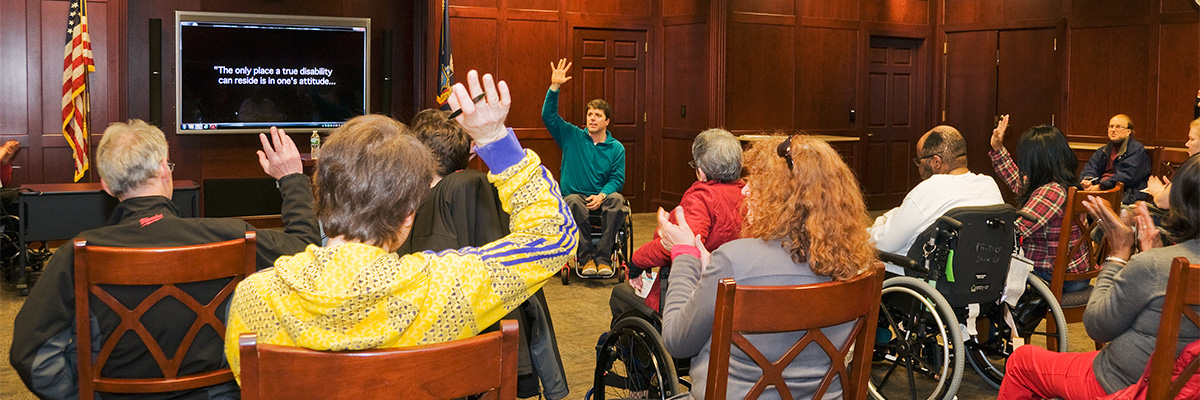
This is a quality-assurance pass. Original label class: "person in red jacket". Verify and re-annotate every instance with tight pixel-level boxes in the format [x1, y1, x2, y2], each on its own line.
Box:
[609, 128, 745, 319]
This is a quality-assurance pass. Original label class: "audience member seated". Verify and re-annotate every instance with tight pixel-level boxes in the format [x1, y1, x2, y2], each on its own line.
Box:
[0, 140, 18, 215]
[223, 71, 576, 383]
[658, 135, 877, 399]
[397, 108, 567, 399]
[869, 125, 1003, 275]
[8, 119, 321, 399]
[1144, 117, 1200, 210]
[990, 116, 1091, 292]
[543, 58, 627, 276]
[1080, 114, 1152, 205]
[998, 150, 1200, 400]
[609, 128, 744, 319]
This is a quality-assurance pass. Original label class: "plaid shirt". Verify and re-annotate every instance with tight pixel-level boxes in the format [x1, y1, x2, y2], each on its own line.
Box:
[990, 148, 1088, 274]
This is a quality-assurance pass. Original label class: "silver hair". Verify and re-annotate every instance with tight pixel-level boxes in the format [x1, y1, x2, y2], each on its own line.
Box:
[96, 119, 169, 197]
[692, 128, 743, 183]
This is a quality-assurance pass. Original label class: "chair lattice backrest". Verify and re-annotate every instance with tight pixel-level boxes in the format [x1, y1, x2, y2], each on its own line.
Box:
[73, 232, 256, 399]
[1147, 258, 1200, 400]
[1047, 183, 1120, 351]
[1153, 147, 1191, 179]
[238, 319, 520, 400]
[706, 265, 884, 400]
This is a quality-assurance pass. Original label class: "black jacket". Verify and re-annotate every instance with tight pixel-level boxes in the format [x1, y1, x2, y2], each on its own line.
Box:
[1080, 136, 1152, 204]
[9, 173, 319, 400]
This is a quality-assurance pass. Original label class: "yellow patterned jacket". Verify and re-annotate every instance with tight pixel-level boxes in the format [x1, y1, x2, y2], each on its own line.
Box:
[224, 139, 576, 379]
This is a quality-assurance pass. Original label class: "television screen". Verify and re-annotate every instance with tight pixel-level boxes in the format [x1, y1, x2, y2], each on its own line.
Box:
[175, 11, 370, 134]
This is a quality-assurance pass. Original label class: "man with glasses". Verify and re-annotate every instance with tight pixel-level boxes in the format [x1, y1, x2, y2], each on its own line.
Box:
[868, 125, 1004, 275]
[1080, 114, 1151, 204]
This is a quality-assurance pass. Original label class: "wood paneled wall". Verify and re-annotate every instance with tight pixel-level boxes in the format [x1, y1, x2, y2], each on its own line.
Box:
[2, 0, 1197, 213]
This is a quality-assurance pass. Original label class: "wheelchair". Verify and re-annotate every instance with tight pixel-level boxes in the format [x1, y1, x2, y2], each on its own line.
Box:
[561, 200, 633, 284]
[868, 204, 1068, 400]
[1, 194, 51, 295]
[588, 290, 686, 400]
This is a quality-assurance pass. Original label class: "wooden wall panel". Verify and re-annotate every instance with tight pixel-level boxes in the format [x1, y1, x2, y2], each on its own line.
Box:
[1003, 0, 1062, 22]
[725, 22, 794, 131]
[1156, 22, 1200, 144]
[998, 29, 1059, 137]
[508, 0, 557, 11]
[863, 0, 929, 25]
[944, 31, 997, 176]
[663, 0, 703, 17]
[0, 0, 27, 135]
[659, 136, 694, 199]
[730, 0, 792, 16]
[566, 0, 651, 17]
[1161, 0, 1200, 15]
[1070, 0, 1152, 22]
[943, 0, 1002, 26]
[662, 23, 707, 131]
[499, 19, 558, 129]
[448, 0, 498, 8]
[450, 16, 500, 76]
[797, 27, 857, 130]
[801, 0, 857, 20]
[1067, 26, 1150, 140]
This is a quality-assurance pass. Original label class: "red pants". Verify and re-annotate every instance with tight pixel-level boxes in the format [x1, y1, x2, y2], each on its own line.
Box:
[998, 345, 1109, 400]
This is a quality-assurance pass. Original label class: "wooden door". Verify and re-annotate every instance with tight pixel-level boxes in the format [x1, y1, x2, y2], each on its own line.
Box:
[864, 37, 926, 209]
[944, 31, 998, 178]
[998, 28, 1060, 143]
[573, 28, 648, 211]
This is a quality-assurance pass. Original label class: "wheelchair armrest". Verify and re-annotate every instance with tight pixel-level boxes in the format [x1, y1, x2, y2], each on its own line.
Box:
[879, 252, 923, 274]
[1015, 210, 1036, 222]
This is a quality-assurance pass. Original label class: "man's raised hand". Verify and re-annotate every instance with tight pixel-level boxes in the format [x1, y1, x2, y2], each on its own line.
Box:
[448, 70, 511, 146]
[549, 58, 572, 91]
[257, 126, 302, 180]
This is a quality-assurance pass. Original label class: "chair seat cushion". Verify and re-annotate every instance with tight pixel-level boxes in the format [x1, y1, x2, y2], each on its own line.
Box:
[1060, 285, 1094, 308]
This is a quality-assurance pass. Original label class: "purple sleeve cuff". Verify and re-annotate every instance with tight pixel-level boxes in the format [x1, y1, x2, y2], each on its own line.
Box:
[474, 127, 523, 173]
[671, 245, 700, 260]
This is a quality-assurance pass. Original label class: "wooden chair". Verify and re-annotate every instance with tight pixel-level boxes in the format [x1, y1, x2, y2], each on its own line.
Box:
[1046, 183, 1121, 351]
[706, 265, 884, 400]
[1153, 146, 1192, 179]
[238, 319, 520, 400]
[1147, 257, 1200, 400]
[73, 232, 257, 400]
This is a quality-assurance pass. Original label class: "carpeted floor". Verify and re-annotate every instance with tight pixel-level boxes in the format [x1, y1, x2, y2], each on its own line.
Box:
[1, 212, 1096, 399]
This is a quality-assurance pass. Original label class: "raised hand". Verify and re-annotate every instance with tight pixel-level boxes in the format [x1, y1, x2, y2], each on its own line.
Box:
[991, 114, 1010, 151]
[1082, 195, 1133, 260]
[257, 127, 302, 179]
[448, 70, 511, 146]
[549, 58, 572, 91]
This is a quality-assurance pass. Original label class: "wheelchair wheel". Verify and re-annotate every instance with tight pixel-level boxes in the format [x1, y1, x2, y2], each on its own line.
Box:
[965, 273, 1068, 389]
[869, 277, 963, 400]
[593, 316, 679, 400]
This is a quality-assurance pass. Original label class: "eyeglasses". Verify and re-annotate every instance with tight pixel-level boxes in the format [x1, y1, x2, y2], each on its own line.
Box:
[1108, 124, 1129, 130]
[912, 154, 937, 166]
[167, 162, 175, 172]
[688, 160, 698, 169]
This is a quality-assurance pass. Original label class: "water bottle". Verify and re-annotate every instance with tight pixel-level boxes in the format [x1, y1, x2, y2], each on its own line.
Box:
[310, 131, 321, 160]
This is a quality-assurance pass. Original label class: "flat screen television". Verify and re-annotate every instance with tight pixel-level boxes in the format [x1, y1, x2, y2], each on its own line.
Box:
[175, 11, 370, 134]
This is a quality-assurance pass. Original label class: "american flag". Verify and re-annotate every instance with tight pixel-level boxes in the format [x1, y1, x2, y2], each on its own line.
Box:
[62, 0, 94, 182]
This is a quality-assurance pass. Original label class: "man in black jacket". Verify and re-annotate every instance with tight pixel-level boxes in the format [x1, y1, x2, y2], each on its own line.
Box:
[1080, 113, 1152, 204]
[9, 119, 320, 400]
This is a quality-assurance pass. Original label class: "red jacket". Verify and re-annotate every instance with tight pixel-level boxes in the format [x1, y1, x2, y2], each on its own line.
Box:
[1101, 339, 1200, 400]
[1, 163, 11, 187]
[631, 179, 744, 310]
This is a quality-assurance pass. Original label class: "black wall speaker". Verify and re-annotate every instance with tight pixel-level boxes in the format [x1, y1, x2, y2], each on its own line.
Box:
[380, 29, 393, 117]
[149, 18, 162, 127]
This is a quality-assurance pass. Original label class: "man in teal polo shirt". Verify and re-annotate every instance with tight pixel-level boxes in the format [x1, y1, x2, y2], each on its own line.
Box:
[542, 58, 627, 276]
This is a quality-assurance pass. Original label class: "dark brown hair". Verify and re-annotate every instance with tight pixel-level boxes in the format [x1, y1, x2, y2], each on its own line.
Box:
[586, 99, 612, 120]
[315, 114, 435, 249]
[410, 108, 470, 176]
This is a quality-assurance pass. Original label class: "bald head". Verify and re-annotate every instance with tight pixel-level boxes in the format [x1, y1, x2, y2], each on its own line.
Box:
[918, 125, 967, 170]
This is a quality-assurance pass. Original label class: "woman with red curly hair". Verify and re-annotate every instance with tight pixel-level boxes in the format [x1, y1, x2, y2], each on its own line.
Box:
[659, 134, 877, 399]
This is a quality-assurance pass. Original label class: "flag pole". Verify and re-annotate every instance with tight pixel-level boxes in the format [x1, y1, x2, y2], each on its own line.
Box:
[81, 72, 92, 182]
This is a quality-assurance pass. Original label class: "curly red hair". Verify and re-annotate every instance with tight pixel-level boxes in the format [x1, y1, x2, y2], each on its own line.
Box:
[741, 134, 875, 281]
